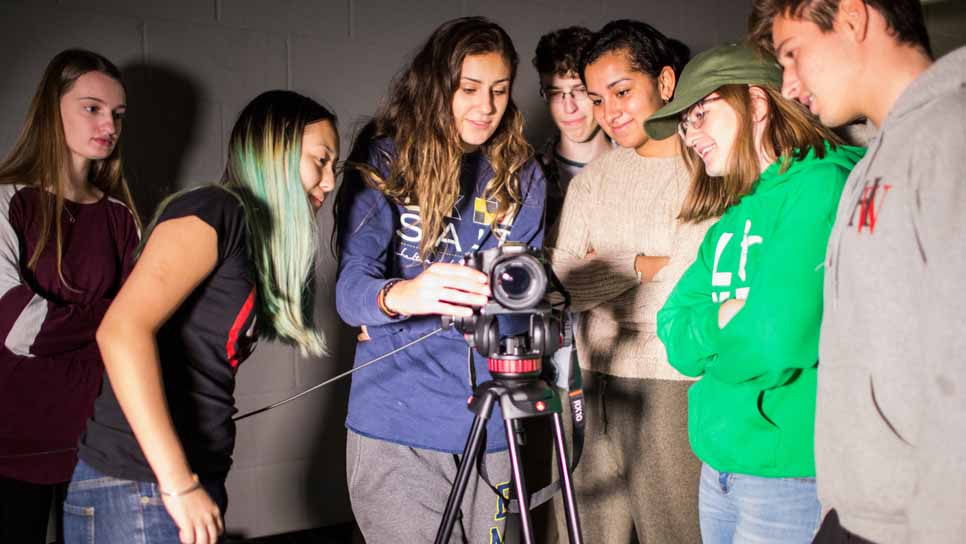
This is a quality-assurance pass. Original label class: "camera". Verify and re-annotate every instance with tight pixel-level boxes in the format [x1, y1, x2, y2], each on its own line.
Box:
[464, 242, 549, 311]
[444, 242, 565, 380]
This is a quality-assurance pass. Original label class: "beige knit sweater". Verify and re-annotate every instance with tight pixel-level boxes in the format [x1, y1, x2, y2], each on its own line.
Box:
[549, 146, 712, 381]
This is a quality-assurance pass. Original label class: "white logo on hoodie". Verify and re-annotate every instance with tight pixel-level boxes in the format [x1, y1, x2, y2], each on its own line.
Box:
[711, 220, 763, 302]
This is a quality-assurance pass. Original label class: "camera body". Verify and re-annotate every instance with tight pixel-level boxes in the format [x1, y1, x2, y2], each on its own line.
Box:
[463, 242, 549, 312]
[445, 242, 563, 379]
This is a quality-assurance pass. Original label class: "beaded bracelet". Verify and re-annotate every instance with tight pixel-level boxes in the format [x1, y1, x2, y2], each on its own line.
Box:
[377, 278, 404, 318]
[160, 473, 202, 497]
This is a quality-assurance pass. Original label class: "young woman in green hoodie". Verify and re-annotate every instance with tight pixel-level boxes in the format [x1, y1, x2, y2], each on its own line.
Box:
[645, 44, 864, 543]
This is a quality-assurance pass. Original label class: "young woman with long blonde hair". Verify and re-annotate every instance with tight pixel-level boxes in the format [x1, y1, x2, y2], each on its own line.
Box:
[0, 49, 139, 543]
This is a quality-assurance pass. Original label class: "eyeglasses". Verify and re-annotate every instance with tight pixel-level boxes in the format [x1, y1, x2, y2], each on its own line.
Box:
[677, 95, 722, 139]
[540, 86, 590, 104]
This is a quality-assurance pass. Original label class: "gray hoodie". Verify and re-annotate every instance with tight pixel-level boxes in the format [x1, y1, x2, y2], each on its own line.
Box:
[817, 46, 966, 543]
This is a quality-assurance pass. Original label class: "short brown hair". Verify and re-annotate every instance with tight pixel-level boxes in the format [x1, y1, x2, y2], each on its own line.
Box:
[748, 0, 932, 58]
[533, 26, 594, 78]
[679, 84, 842, 222]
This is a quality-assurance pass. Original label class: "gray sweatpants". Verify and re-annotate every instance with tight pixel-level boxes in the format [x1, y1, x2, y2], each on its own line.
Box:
[346, 430, 512, 543]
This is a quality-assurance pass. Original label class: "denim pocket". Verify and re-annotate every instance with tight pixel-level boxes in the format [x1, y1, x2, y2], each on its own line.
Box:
[138, 492, 166, 507]
[137, 486, 182, 543]
[63, 502, 94, 544]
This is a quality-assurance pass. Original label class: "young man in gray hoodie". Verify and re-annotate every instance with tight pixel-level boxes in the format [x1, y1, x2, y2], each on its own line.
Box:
[750, 1, 966, 542]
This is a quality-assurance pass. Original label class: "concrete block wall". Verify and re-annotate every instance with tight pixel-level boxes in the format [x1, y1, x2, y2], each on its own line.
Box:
[1, 0, 962, 539]
[925, 0, 966, 57]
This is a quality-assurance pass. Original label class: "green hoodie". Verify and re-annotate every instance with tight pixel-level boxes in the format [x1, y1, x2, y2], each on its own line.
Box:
[657, 142, 864, 478]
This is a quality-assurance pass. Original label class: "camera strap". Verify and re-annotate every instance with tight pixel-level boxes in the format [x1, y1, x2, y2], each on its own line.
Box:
[554, 311, 586, 471]
[466, 346, 478, 390]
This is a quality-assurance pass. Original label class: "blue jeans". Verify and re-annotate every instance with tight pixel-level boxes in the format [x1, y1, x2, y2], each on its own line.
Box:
[699, 463, 820, 544]
[63, 459, 227, 544]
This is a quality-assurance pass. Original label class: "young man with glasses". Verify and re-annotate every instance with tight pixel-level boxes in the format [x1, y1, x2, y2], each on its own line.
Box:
[532, 26, 612, 236]
[749, 1, 966, 542]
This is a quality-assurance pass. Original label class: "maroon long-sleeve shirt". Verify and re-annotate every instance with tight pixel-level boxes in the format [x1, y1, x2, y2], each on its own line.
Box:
[0, 184, 138, 484]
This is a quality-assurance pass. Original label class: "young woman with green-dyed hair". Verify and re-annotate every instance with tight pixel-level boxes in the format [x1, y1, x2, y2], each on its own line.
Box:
[64, 90, 338, 544]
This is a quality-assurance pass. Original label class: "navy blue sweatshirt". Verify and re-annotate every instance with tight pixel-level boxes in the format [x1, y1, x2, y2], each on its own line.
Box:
[336, 138, 546, 453]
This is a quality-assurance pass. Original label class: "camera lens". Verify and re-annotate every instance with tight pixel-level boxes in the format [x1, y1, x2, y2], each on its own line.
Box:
[498, 265, 531, 297]
[491, 254, 547, 311]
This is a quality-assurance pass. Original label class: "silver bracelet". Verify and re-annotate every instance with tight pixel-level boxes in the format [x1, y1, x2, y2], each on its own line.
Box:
[160, 473, 202, 497]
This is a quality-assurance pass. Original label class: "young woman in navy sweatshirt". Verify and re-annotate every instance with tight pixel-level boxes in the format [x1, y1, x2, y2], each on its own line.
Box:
[336, 16, 546, 543]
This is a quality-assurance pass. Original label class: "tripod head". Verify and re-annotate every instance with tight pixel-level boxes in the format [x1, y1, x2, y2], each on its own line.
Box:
[443, 301, 561, 380]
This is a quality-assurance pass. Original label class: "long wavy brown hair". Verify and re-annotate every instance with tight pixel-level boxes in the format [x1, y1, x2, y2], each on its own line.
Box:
[0, 49, 139, 283]
[679, 84, 841, 222]
[352, 16, 531, 260]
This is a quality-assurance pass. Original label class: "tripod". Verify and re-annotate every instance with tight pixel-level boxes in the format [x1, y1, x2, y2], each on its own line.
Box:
[434, 375, 583, 544]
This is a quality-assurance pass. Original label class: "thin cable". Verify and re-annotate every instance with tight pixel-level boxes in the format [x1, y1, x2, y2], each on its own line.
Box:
[233, 327, 443, 422]
[0, 327, 443, 460]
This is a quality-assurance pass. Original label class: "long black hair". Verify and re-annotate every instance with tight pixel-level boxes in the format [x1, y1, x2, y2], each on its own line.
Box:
[580, 19, 691, 80]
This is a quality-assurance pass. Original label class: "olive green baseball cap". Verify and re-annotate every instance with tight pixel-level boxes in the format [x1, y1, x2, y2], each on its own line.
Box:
[645, 43, 782, 140]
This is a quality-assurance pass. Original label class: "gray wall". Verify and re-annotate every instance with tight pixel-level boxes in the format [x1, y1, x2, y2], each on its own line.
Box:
[1, 0, 962, 539]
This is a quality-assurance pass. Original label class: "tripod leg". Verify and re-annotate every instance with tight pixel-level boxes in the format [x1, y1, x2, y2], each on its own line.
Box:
[436, 412, 491, 544]
[505, 419, 535, 544]
[552, 412, 583, 544]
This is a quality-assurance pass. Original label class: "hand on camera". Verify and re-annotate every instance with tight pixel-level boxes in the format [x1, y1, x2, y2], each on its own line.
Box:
[383, 263, 490, 317]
